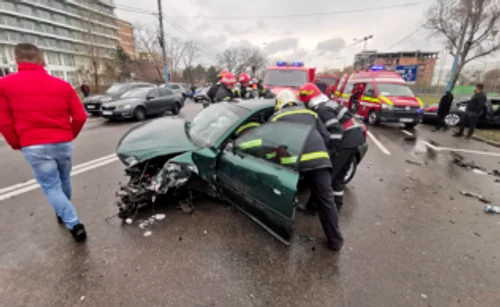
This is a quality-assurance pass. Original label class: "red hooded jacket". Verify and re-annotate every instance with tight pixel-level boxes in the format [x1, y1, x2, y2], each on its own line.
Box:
[0, 62, 87, 149]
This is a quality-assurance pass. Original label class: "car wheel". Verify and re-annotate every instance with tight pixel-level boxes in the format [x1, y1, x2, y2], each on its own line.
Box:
[133, 107, 146, 121]
[404, 123, 418, 129]
[342, 156, 358, 185]
[368, 110, 380, 125]
[444, 112, 461, 127]
[172, 102, 181, 115]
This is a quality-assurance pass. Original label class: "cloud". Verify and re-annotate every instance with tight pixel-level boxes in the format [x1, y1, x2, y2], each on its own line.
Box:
[315, 37, 346, 55]
[263, 38, 299, 55]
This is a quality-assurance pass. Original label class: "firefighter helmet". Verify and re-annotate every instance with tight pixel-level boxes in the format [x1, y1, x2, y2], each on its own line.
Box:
[238, 72, 251, 83]
[275, 89, 300, 111]
[220, 72, 236, 86]
[298, 82, 322, 103]
[218, 69, 229, 79]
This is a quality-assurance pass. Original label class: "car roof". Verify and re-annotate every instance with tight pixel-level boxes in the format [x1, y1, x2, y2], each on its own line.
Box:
[231, 99, 275, 111]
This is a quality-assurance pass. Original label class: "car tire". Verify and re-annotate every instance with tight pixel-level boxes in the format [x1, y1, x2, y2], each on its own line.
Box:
[368, 110, 380, 125]
[133, 107, 147, 121]
[444, 112, 461, 127]
[404, 123, 418, 129]
[172, 102, 181, 115]
[342, 156, 358, 185]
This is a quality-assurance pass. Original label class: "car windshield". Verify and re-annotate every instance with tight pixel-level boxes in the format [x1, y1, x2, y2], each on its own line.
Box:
[121, 88, 152, 99]
[377, 84, 415, 97]
[318, 77, 336, 85]
[187, 104, 242, 146]
[170, 84, 180, 89]
[264, 69, 308, 87]
[106, 84, 128, 95]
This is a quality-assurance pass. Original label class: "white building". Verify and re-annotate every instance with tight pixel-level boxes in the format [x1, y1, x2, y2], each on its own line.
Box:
[0, 0, 118, 86]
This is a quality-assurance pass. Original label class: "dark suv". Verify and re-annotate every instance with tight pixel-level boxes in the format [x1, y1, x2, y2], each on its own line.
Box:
[83, 82, 153, 115]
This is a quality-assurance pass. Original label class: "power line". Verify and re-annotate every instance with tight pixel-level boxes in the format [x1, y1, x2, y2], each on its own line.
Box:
[385, 26, 424, 51]
[115, 1, 428, 20]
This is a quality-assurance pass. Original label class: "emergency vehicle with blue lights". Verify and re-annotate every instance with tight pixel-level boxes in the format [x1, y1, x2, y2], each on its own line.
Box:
[263, 62, 316, 95]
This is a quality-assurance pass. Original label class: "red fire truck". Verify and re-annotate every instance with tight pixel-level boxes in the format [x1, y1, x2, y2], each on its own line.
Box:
[334, 71, 424, 129]
[262, 62, 315, 95]
[315, 74, 339, 98]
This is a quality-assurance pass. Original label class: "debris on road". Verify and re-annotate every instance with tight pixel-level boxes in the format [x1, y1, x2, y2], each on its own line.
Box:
[473, 232, 482, 237]
[491, 169, 500, 177]
[125, 218, 133, 225]
[154, 214, 166, 221]
[484, 205, 500, 214]
[298, 234, 316, 242]
[80, 296, 86, 301]
[421, 293, 428, 299]
[389, 227, 397, 234]
[495, 179, 500, 183]
[449, 220, 456, 224]
[405, 174, 419, 182]
[178, 201, 194, 214]
[204, 230, 207, 234]
[459, 190, 491, 204]
[405, 159, 422, 166]
[472, 169, 487, 175]
[452, 155, 487, 172]
[143, 231, 152, 237]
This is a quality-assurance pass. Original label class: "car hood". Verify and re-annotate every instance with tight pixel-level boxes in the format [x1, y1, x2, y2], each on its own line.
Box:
[85, 93, 121, 103]
[116, 118, 200, 163]
[104, 98, 143, 107]
[380, 96, 421, 107]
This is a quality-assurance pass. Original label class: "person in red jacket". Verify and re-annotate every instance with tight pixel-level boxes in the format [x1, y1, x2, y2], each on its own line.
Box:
[0, 43, 88, 242]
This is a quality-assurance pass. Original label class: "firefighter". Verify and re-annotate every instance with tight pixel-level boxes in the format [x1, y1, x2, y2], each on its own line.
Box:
[214, 72, 237, 102]
[299, 83, 366, 212]
[270, 89, 343, 251]
[235, 72, 253, 99]
[349, 83, 364, 112]
[207, 69, 228, 103]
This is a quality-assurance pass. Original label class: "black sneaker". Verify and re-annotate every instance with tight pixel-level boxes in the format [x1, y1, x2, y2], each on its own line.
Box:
[57, 215, 63, 224]
[70, 224, 87, 242]
[328, 241, 343, 251]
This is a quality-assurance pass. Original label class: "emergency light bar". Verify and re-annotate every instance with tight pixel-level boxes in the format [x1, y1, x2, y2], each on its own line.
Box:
[276, 61, 287, 66]
[370, 65, 385, 71]
[275, 61, 304, 67]
[292, 62, 304, 67]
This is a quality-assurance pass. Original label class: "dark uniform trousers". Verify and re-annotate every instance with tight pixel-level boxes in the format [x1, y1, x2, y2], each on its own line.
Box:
[331, 148, 358, 211]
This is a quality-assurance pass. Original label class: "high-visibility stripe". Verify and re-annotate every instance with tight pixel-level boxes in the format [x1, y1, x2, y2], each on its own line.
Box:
[333, 191, 344, 196]
[341, 93, 350, 98]
[337, 107, 347, 119]
[325, 118, 339, 127]
[330, 134, 343, 140]
[378, 96, 393, 105]
[362, 96, 380, 103]
[416, 97, 424, 108]
[266, 152, 277, 159]
[272, 109, 318, 121]
[223, 96, 231, 101]
[280, 151, 330, 164]
[235, 122, 260, 135]
[239, 139, 262, 150]
[334, 91, 340, 96]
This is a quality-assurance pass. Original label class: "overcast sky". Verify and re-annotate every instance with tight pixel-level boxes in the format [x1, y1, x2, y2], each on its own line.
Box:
[115, 0, 449, 69]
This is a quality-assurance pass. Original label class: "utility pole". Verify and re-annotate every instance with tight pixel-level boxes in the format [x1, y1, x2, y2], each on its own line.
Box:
[157, 0, 169, 87]
[352, 35, 373, 70]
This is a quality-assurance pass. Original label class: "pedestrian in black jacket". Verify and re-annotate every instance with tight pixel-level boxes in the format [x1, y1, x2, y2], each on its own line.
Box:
[454, 84, 487, 139]
[433, 91, 453, 131]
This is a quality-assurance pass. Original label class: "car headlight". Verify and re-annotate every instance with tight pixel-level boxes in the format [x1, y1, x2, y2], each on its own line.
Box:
[124, 156, 138, 167]
[101, 97, 112, 102]
[121, 104, 132, 109]
[381, 104, 394, 110]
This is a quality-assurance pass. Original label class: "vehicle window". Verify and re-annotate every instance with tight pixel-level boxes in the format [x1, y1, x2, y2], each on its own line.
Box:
[106, 84, 128, 95]
[264, 70, 308, 87]
[170, 84, 180, 89]
[234, 122, 312, 170]
[376, 84, 415, 97]
[318, 77, 336, 86]
[121, 87, 153, 99]
[187, 104, 245, 147]
[315, 82, 328, 94]
[343, 83, 354, 94]
[159, 88, 173, 96]
[148, 88, 159, 98]
[364, 84, 375, 97]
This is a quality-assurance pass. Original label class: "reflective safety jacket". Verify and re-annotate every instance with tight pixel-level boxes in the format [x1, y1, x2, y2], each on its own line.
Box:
[268, 106, 332, 172]
[207, 82, 221, 103]
[234, 121, 261, 137]
[214, 84, 235, 102]
[308, 95, 365, 150]
[233, 86, 254, 99]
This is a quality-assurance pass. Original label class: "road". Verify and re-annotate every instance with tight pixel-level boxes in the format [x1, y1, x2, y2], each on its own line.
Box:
[1, 100, 499, 307]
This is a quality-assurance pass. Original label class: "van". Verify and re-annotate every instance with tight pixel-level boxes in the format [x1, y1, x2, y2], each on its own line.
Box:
[334, 71, 424, 129]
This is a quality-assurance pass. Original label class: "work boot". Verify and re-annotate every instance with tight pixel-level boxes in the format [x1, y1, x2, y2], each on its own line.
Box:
[328, 240, 343, 251]
[70, 224, 87, 242]
[453, 132, 463, 137]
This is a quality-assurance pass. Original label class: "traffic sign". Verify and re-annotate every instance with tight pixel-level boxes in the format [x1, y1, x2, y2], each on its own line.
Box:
[395, 65, 418, 84]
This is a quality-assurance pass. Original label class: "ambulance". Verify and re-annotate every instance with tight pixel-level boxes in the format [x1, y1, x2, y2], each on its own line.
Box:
[334, 71, 424, 129]
[262, 62, 316, 95]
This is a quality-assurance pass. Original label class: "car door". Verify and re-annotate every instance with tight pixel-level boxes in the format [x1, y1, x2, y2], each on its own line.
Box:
[215, 121, 313, 245]
[158, 88, 176, 112]
[144, 88, 162, 114]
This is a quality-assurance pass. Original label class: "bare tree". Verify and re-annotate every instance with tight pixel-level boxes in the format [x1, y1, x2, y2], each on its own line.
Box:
[217, 48, 239, 72]
[165, 37, 188, 81]
[217, 47, 268, 76]
[181, 41, 201, 86]
[426, 0, 500, 89]
[134, 23, 164, 82]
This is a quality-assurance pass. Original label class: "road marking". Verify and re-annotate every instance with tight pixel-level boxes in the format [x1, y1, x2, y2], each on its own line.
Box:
[0, 154, 118, 201]
[367, 131, 391, 155]
[422, 141, 440, 151]
[402, 130, 413, 136]
[422, 141, 500, 157]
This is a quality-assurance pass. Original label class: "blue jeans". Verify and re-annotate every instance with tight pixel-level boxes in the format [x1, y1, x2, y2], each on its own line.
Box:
[21, 142, 80, 229]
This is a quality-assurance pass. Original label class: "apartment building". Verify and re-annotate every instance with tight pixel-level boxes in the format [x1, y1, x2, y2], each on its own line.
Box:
[0, 0, 118, 86]
[117, 18, 135, 57]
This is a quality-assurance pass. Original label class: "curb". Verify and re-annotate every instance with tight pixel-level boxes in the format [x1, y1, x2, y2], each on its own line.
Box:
[471, 134, 500, 148]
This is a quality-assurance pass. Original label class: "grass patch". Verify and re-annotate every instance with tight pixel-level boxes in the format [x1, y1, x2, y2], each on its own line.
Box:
[417, 95, 440, 106]
[474, 129, 500, 144]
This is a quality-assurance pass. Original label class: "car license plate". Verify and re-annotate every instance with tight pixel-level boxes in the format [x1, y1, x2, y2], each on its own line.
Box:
[86, 105, 96, 109]
[399, 118, 413, 123]
[102, 111, 113, 116]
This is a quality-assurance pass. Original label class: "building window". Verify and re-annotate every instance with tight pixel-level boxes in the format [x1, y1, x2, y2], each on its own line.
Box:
[63, 54, 76, 66]
[22, 20, 36, 31]
[39, 9, 52, 20]
[47, 52, 62, 65]
[50, 70, 65, 79]
[52, 0, 65, 11]
[5, 16, 19, 27]
[18, 4, 32, 15]
[2, 1, 15, 11]
[38, 38, 49, 47]
[53, 14, 67, 24]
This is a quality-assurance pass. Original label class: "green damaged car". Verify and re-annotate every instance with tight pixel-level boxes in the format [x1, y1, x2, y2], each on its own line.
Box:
[116, 99, 368, 244]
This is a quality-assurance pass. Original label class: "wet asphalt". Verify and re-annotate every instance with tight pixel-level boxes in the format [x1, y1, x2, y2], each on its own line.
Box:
[0, 101, 499, 307]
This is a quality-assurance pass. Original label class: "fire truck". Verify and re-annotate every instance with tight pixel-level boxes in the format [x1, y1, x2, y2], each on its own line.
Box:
[315, 74, 339, 98]
[262, 62, 316, 95]
[333, 70, 424, 129]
